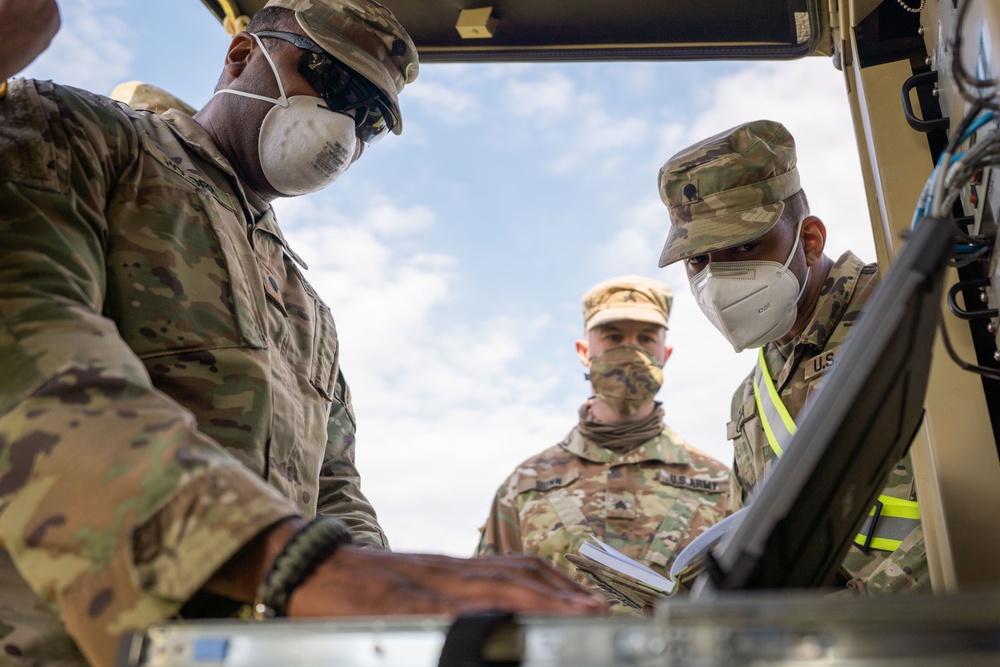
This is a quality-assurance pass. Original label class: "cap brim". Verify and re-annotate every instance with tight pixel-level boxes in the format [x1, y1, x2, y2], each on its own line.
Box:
[296, 12, 403, 134]
[587, 309, 668, 331]
[657, 202, 784, 267]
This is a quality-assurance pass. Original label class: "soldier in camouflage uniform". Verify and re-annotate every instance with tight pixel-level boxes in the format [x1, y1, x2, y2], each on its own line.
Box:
[0, 1, 601, 665]
[476, 276, 731, 601]
[656, 119, 928, 596]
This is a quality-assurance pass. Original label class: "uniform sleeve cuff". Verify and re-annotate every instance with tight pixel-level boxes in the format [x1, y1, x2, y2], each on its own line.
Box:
[131, 465, 302, 601]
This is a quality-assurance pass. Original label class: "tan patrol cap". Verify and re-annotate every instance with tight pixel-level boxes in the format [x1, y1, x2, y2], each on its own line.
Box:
[657, 119, 800, 267]
[263, 0, 419, 133]
[582, 275, 673, 332]
[110, 81, 197, 116]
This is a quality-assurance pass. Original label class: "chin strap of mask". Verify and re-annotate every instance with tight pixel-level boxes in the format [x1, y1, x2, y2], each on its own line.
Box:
[752, 348, 921, 553]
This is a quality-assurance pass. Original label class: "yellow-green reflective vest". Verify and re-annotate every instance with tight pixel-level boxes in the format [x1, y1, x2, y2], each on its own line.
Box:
[752, 349, 920, 552]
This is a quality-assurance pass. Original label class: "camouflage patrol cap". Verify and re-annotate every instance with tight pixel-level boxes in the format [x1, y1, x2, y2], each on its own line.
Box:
[110, 81, 197, 116]
[656, 119, 801, 267]
[264, 0, 419, 133]
[582, 275, 673, 332]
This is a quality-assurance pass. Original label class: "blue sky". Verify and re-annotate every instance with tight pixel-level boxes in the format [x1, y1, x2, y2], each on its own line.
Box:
[22, 0, 877, 556]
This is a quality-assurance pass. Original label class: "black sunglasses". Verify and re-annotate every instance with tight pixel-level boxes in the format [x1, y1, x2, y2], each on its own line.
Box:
[252, 30, 397, 144]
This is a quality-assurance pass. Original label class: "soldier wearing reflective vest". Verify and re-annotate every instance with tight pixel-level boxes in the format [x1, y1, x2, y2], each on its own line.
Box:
[655, 119, 928, 595]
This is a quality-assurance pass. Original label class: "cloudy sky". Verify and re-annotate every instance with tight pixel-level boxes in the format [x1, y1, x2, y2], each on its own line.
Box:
[21, 0, 876, 557]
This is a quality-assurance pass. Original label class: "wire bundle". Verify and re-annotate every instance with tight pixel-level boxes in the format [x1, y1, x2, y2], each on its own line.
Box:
[910, 1, 1000, 378]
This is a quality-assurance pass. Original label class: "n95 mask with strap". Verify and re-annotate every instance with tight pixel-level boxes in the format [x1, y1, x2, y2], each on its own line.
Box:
[213, 32, 358, 196]
[690, 219, 809, 353]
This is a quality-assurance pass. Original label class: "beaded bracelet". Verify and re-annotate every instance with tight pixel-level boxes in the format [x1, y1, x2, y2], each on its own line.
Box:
[248, 516, 353, 620]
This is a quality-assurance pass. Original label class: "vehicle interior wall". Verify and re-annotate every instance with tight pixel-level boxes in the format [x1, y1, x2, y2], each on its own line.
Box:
[839, 0, 1000, 590]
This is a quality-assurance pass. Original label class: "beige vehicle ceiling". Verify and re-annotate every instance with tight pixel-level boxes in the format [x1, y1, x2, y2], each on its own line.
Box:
[197, 0, 829, 61]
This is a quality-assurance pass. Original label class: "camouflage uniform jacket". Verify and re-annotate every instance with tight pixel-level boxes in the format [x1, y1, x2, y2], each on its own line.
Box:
[727, 251, 928, 595]
[475, 411, 730, 591]
[0, 80, 386, 667]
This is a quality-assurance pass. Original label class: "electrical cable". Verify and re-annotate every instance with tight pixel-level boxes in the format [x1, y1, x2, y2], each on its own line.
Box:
[951, 0, 1000, 111]
[947, 279, 998, 319]
[939, 317, 1000, 381]
[905, 10, 1000, 379]
[948, 246, 990, 268]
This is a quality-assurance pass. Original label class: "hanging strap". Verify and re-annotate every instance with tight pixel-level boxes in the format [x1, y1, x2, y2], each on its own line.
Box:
[752, 348, 920, 552]
[218, 0, 251, 35]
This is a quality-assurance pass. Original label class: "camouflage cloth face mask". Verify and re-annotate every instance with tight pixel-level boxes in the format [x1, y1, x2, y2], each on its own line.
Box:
[588, 345, 664, 416]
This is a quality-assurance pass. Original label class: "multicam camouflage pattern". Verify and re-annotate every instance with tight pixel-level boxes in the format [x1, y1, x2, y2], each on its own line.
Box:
[588, 346, 664, 416]
[657, 119, 801, 267]
[109, 81, 197, 116]
[726, 252, 929, 595]
[475, 411, 731, 601]
[581, 275, 673, 332]
[0, 79, 386, 666]
[265, 0, 419, 127]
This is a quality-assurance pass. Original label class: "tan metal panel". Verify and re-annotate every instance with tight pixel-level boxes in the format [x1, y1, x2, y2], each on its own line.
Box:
[843, 0, 1000, 591]
[198, 0, 827, 61]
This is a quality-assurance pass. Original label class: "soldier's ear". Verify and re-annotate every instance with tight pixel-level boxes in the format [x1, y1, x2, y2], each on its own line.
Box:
[222, 32, 255, 79]
[661, 345, 673, 365]
[801, 216, 827, 267]
[575, 339, 591, 367]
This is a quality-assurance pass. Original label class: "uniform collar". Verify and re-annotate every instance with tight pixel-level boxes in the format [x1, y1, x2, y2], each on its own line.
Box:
[160, 110, 240, 182]
[796, 251, 865, 352]
[159, 110, 309, 269]
[768, 251, 865, 390]
[561, 409, 692, 465]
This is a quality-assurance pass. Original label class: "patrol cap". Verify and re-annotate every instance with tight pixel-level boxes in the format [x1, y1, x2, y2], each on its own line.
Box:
[656, 119, 801, 267]
[263, 0, 419, 133]
[110, 81, 197, 116]
[582, 275, 673, 332]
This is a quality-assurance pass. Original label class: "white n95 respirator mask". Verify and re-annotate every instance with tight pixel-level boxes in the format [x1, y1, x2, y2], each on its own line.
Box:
[256, 95, 357, 196]
[213, 33, 358, 196]
[690, 219, 809, 353]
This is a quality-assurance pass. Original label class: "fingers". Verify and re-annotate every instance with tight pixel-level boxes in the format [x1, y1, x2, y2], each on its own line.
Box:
[287, 548, 607, 618]
[476, 554, 596, 596]
[378, 551, 605, 611]
[456, 555, 605, 609]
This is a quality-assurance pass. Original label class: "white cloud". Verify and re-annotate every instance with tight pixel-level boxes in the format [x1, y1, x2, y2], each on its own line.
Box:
[404, 79, 482, 126]
[22, 0, 133, 95]
[494, 68, 653, 173]
[360, 400, 574, 555]
[277, 191, 587, 554]
[504, 71, 578, 119]
[549, 105, 649, 173]
[275, 196, 454, 365]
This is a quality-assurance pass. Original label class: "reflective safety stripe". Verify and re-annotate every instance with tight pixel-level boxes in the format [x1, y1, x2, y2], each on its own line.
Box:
[752, 349, 920, 552]
[753, 350, 796, 457]
[853, 496, 922, 551]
